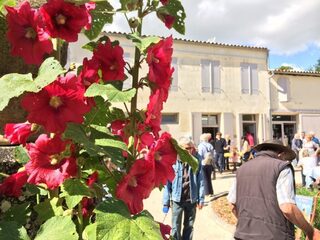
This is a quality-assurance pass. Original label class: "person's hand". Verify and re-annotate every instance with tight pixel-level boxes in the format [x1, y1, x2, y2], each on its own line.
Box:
[197, 203, 204, 210]
[162, 205, 169, 214]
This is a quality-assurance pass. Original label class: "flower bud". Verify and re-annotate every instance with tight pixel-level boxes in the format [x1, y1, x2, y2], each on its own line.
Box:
[128, 17, 140, 29]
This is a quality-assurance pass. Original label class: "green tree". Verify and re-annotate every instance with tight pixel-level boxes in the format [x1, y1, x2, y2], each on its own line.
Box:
[278, 65, 293, 71]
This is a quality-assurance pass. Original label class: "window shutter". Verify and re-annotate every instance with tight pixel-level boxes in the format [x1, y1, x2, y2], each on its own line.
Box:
[201, 59, 211, 92]
[241, 63, 250, 94]
[212, 61, 221, 93]
[171, 57, 178, 91]
[278, 78, 288, 102]
[251, 64, 259, 94]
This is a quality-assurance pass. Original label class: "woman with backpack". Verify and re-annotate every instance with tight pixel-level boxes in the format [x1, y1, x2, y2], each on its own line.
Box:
[198, 133, 214, 197]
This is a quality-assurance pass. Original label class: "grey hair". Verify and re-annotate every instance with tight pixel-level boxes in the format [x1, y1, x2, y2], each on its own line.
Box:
[200, 133, 211, 142]
[178, 136, 193, 146]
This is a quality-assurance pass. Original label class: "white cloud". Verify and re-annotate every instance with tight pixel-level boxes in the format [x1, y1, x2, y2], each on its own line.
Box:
[104, 0, 320, 56]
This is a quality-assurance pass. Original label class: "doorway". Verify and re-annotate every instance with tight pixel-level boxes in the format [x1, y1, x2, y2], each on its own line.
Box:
[272, 115, 296, 147]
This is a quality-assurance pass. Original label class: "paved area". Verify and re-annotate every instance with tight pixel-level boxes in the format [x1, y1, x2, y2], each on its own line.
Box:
[144, 171, 236, 240]
[144, 168, 303, 240]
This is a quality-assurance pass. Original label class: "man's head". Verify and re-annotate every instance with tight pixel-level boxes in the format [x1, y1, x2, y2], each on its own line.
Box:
[216, 132, 222, 139]
[200, 133, 211, 142]
[253, 139, 296, 161]
[178, 136, 194, 153]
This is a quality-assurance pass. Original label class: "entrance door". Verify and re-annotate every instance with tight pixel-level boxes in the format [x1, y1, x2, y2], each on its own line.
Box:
[272, 123, 295, 147]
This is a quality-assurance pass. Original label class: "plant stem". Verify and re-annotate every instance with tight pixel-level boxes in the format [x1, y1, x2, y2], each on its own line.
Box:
[127, 3, 143, 170]
[77, 202, 84, 240]
[56, 38, 62, 63]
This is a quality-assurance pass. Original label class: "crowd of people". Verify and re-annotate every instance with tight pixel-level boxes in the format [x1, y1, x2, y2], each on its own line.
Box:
[162, 131, 320, 240]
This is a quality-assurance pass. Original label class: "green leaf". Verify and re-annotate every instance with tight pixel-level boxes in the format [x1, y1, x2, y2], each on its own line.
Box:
[82, 36, 110, 52]
[34, 216, 78, 240]
[34, 57, 65, 88]
[84, 1, 114, 40]
[82, 223, 97, 240]
[171, 138, 198, 172]
[34, 198, 64, 223]
[60, 179, 91, 209]
[0, 221, 30, 240]
[0, 0, 16, 14]
[95, 138, 128, 152]
[14, 146, 30, 164]
[85, 83, 136, 102]
[0, 58, 65, 111]
[119, 0, 139, 11]
[95, 199, 162, 240]
[157, 0, 186, 34]
[126, 33, 160, 53]
[3, 203, 31, 226]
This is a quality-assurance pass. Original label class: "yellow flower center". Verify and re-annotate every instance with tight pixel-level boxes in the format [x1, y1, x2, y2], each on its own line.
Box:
[49, 96, 63, 109]
[128, 176, 138, 187]
[56, 14, 67, 25]
[25, 27, 36, 39]
[50, 157, 59, 165]
[155, 152, 162, 161]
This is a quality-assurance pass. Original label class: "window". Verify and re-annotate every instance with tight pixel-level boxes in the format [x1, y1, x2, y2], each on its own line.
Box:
[278, 78, 289, 102]
[272, 115, 295, 121]
[241, 63, 259, 94]
[242, 114, 256, 121]
[161, 113, 179, 124]
[170, 57, 178, 91]
[123, 52, 132, 89]
[201, 60, 221, 93]
[202, 114, 218, 127]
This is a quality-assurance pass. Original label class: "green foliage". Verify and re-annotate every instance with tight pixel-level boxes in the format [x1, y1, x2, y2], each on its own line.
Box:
[3, 203, 31, 226]
[278, 65, 293, 71]
[14, 146, 30, 164]
[34, 216, 78, 240]
[82, 222, 97, 240]
[85, 83, 137, 102]
[0, 57, 65, 111]
[0, 221, 30, 240]
[171, 138, 198, 172]
[0, 0, 16, 14]
[156, 0, 186, 34]
[84, 1, 114, 40]
[127, 33, 160, 54]
[34, 198, 64, 223]
[94, 199, 163, 239]
[60, 179, 92, 209]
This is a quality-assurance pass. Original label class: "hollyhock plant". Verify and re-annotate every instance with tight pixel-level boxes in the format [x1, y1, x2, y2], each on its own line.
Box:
[21, 73, 91, 133]
[40, 0, 94, 42]
[159, 223, 171, 240]
[146, 132, 177, 187]
[0, 171, 28, 197]
[79, 57, 100, 87]
[146, 36, 174, 95]
[93, 41, 126, 81]
[6, 1, 53, 65]
[116, 159, 154, 214]
[25, 134, 77, 189]
[160, 0, 170, 5]
[163, 14, 175, 29]
[4, 122, 34, 145]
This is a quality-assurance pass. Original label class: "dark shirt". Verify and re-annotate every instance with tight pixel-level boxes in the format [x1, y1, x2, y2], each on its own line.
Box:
[213, 138, 226, 153]
[181, 163, 191, 202]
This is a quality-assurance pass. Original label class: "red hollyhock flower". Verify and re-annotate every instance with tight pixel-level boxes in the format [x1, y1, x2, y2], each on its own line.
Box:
[146, 132, 177, 187]
[163, 14, 175, 29]
[4, 122, 33, 145]
[79, 57, 100, 88]
[0, 171, 28, 197]
[116, 159, 154, 215]
[40, 0, 93, 42]
[160, 0, 170, 5]
[158, 222, 171, 240]
[93, 41, 125, 82]
[25, 134, 77, 189]
[81, 197, 95, 218]
[145, 89, 167, 138]
[82, 2, 96, 30]
[21, 73, 91, 133]
[6, 1, 53, 65]
[86, 171, 98, 188]
[146, 36, 174, 97]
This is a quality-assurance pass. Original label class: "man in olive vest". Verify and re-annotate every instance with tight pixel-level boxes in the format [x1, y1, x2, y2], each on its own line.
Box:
[227, 139, 320, 240]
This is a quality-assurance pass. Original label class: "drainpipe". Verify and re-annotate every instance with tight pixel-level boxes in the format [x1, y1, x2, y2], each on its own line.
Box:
[268, 70, 275, 141]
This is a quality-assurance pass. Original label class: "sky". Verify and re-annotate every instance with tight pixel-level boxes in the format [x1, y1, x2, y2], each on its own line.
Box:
[105, 0, 320, 71]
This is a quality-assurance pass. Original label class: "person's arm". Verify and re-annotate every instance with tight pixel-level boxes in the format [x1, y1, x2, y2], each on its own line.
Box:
[162, 180, 172, 208]
[227, 179, 237, 218]
[277, 167, 319, 239]
[279, 203, 315, 239]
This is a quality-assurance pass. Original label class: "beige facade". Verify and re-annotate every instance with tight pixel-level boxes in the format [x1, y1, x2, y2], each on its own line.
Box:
[270, 70, 320, 145]
[67, 33, 320, 147]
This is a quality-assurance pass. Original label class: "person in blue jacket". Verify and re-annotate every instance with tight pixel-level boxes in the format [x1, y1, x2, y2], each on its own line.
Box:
[162, 136, 205, 240]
